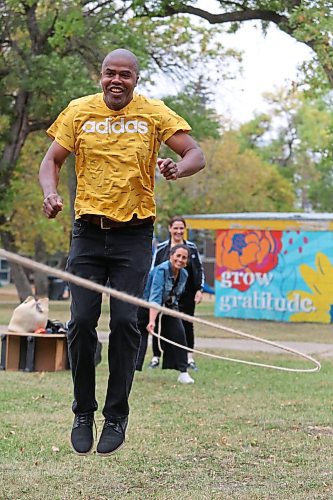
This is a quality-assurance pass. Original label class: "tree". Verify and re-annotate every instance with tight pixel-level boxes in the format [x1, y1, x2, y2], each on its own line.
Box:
[236, 86, 333, 211]
[0, 0, 99, 298]
[0, 0, 229, 206]
[137, 1, 333, 89]
[177, 134, 295, 214]
[154, 81, 224, 234]
[163, 78, 222, 142]
[0, 0, 226, 298]
[6, 133, 72, 294]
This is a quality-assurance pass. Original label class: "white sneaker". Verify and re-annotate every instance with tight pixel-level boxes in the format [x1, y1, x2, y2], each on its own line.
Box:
[148, 356, 160, 369]
[177, 372, 194, 384]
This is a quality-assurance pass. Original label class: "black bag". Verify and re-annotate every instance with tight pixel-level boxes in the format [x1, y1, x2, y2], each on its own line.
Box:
[46, 319, 67, 334]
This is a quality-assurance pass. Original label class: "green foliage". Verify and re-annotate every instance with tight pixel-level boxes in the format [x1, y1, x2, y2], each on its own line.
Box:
[154, 84, 302, 226]
[0, 0, 229, 265]
[0, 0, 226, 149]
[48, 6, 85, 49]
[308, 145, 333, 211]
[163, 79, 221, 141]
[26, 54, 97, 118]
[236, 87, 333, 211]
[218, 134, 293, 211]
[175, 134, 294, 215]
[154, 80, 223, 231]
[154, 179, 194, 236]
[138, 0, 333, 92]
[0, 132, 71, 256]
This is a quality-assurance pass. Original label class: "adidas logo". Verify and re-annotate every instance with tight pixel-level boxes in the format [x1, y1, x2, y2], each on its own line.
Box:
[82, 117, 148, 134]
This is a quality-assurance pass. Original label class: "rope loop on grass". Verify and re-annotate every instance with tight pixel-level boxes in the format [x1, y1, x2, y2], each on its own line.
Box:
[0, 248, 321, 374]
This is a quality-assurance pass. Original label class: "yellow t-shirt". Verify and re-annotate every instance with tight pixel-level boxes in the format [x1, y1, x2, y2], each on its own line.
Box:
[47, 92, 191, 221]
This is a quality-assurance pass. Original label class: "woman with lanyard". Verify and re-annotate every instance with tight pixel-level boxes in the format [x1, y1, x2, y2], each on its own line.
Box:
[148, 216, 204, 371]
[136, 243, 194, 384]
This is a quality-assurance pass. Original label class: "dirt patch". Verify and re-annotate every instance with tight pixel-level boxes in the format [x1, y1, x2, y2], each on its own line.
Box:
[0, 284, 19, 301]
[306, 425, 333, 436]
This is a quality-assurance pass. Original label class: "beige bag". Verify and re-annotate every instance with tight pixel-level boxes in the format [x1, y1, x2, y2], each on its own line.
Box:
[7, 296, 49, 333]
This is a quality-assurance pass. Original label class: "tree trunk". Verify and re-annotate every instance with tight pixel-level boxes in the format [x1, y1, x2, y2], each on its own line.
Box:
[1, 231, 33, 302]
[0, 90, 30, 200]
[67, 154, 77, 225]
[34, 235, 49, 298]
[0, 91, 34, 301]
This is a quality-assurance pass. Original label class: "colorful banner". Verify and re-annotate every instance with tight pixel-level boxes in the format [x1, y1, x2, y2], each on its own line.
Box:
[214, 229, 333, 323]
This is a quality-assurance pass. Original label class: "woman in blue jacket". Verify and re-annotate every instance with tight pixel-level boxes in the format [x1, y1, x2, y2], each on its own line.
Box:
[136, 243, 194, 384]
[149, 216, 204, 371]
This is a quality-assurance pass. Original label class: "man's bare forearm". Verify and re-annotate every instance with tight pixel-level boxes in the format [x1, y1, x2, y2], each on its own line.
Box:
[162, 131, 205, 180]
[39, 160, 62, 197]
[176, 148, 205, 178]
[39, 141, 70, 218]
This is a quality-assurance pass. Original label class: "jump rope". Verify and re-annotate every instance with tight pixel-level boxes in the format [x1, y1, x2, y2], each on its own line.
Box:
[0, 248, 321, 374]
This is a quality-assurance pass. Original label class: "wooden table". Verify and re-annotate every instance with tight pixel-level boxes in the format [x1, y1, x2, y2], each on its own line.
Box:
[0, 331, 69, 372]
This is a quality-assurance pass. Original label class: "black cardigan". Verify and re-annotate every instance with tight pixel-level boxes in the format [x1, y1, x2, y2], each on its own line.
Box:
[152, 239, 204, 294]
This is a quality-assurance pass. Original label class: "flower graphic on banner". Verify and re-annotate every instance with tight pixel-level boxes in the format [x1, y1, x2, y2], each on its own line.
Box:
[288, 252, 333, 323]
[216, 229, 283, 291]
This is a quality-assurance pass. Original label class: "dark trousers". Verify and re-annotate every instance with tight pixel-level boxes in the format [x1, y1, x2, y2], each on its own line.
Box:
[179, 295, 196, 350]
[66, 219, 153, 420]
[136, 309, 188, 372]
[135, 308, 149, 371]
[152, 291, 196, 357]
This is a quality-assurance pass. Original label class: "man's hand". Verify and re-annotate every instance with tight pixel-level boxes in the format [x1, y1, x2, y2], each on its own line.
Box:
[43, 193, 63, 219]
[157, 158, 179, 181]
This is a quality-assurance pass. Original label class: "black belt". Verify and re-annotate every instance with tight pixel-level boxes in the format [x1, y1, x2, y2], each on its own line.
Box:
[80, 214, 153, 229]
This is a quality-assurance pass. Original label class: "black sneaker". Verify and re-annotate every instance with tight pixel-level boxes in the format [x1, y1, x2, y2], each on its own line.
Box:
[70, 413, 94, 455]
[97, 417, 128, 456]
[188, 360, 199, 372]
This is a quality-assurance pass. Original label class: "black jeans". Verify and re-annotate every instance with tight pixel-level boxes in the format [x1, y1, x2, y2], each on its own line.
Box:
[152, 290, 196, 357]
[136, 309, 188, 372]
[160, 314, 188, 372]
[135, 307, 149, 371]
[66, 219, 153, 420]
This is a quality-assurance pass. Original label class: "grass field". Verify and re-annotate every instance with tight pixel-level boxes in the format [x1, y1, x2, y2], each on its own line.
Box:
[1, 285, 333, 498]
[1, 350, 333, 499]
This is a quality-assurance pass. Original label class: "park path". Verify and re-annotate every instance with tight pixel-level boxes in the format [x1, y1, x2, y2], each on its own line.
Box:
[1, 287, 332, 358]
[1, 288, 332, 357]
[1, 325, 333, 358]
[96, 331, 333, 358]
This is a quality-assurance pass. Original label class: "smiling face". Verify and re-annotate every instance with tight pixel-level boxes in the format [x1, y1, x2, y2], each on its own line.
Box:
[170, 247, 189, 272]
[101, 49, 139, 111]
[169, 220, 186, 245]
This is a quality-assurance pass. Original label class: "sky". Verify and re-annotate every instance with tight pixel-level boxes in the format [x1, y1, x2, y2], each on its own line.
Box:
[213, 22, 314, 124]
[142, 2, 314, 125]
